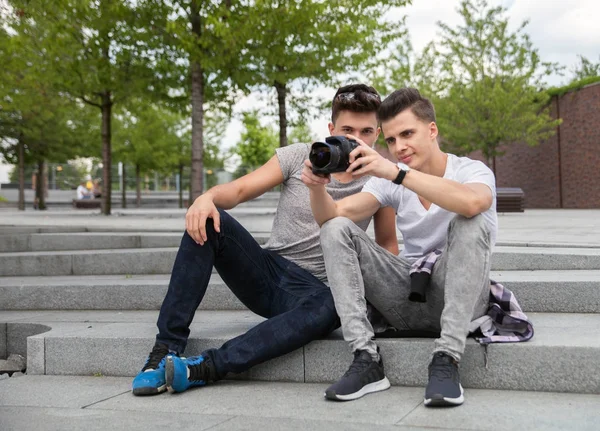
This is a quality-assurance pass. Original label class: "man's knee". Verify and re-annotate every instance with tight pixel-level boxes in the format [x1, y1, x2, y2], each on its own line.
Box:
[320, 216, 356, 244]
[304, 290, 340, 333]
[448, 214, 488, 240]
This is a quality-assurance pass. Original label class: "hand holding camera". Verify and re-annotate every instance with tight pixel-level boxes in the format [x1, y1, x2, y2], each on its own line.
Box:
[308, 134, 397, 180]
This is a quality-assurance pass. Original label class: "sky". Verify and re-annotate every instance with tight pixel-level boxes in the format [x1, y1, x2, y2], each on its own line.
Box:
[1, 0, 599, 183]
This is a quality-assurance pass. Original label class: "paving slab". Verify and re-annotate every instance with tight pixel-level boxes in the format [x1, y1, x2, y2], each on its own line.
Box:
[93, 380, 421, 425]
[399, 388, 600, 431]
[0, 407, 233, 431]
[0, 375, 130, 408]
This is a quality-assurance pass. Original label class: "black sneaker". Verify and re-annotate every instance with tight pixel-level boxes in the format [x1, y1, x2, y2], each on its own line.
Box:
[424, 352, 464, 407]
[324, 350, 391, 401]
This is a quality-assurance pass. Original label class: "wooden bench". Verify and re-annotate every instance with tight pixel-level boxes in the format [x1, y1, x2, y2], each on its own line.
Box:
[496, 187, 525, 212]
[72, 199, 102, 209]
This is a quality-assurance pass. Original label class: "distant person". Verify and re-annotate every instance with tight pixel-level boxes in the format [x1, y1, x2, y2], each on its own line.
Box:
[76, 181, 92, 200]
[92, 179, 102, 199]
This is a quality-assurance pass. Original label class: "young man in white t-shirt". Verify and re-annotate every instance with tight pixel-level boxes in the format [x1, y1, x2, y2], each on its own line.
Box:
[302, 88, 497, 406]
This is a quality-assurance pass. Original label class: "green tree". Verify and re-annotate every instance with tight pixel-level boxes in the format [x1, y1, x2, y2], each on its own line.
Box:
[571, 55, 600, 82]
[143, 0, 256, 201]
[7, 0, 165, 214]
[245, 0, 410, 148]
[0, 24, 96, 209]
[234, 110, 278, 176]
[405, 0, 560, 171]
[289, 122, 317, 146]
[113, 102, 178, 207]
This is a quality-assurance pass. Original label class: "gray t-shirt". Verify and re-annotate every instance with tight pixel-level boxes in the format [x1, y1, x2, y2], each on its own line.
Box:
[264, 143, 371, 283]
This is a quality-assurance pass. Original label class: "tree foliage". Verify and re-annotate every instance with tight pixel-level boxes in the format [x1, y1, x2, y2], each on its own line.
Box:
[244, 0, 411, 147]
[571, 55, 600, 82]
[234, 110, 278, 174]
[379, 0, 561, 169]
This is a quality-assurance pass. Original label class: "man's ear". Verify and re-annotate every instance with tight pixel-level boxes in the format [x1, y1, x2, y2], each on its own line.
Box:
[430, 122, 439, 140]
[328, 122, 335, 135]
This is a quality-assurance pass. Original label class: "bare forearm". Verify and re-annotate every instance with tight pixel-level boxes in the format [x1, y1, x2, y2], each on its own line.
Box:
[400, 170, 485, 217]
[309, 186, 340, 226]
[204, 181, 243, 210]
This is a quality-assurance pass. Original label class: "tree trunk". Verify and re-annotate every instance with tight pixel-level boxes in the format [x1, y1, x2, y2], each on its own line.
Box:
[101, 92, 113, 215]
[275, 81, 288, 147]
[17, 137, 25, 211]
[190, 1, 204, 200]
[36, 160, 46, 210]
[121, 162, 127, 208]
[136, 164, 141, 208]
[178, 163, 183, 209]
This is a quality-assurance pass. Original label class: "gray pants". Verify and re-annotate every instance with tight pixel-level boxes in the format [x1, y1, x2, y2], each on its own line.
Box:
[320, 215, 491, 362]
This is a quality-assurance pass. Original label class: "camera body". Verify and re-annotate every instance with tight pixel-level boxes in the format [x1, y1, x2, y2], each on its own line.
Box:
[309, 136, 360, 175]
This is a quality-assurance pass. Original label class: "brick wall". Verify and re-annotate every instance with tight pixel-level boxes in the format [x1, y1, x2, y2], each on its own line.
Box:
[476, 82, 600, 208]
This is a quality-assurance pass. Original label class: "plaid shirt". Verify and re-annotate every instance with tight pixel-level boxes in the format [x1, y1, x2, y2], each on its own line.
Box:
[410, 250, 534, 345]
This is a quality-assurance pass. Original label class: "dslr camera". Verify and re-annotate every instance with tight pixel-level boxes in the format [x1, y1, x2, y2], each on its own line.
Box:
[309, 136, 360, 175]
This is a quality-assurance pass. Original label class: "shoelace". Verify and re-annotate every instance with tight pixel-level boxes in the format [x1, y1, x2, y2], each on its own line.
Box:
[189, 357, 218, 383]
[142, 344, 169, 371]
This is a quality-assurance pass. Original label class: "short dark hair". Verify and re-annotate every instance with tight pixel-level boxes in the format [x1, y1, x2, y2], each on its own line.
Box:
[331, 84, 381, 123]
[378, 88, 436, 125]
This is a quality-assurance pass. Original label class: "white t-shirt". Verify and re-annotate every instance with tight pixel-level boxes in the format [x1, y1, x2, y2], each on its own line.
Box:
[363, 154, 498, 262]
[76, 185, 88, 200]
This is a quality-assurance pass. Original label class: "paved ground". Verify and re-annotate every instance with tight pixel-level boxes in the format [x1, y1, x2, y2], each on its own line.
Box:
[1, 375, 599, 431]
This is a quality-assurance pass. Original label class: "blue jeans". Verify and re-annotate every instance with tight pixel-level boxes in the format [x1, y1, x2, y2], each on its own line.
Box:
[156, 209, 339, 379]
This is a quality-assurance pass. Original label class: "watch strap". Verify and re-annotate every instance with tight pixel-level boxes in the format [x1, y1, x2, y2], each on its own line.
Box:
[392, 168, 407, 185]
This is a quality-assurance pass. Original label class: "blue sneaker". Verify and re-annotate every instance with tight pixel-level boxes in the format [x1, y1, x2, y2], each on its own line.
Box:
[165, 354, 217, 393]
[132, 343, 170, 396]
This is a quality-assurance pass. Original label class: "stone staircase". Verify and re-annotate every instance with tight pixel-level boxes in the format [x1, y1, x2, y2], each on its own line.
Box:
[1, 225, 600, 395]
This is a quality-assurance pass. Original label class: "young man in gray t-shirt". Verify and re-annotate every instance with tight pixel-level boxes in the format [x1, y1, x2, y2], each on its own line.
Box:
[131, 84, 398, 396]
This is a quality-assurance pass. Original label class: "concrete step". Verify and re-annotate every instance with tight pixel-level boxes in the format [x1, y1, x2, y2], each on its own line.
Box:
[1, 310, 598, 395]
[0, 232, 271, 253]
[1, 270, 599, 313]
[5, 227, 600, 253]
[0, 274, 245, 311]
[3, 246, 600, 277]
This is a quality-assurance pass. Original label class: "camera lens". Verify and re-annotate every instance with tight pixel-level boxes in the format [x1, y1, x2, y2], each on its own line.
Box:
[310, 144, 332, 169]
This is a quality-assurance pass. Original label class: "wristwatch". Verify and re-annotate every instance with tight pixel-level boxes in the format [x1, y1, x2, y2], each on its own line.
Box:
[392, 163, 411, 185]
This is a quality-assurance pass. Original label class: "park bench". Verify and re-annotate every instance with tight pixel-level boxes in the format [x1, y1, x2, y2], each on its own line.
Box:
[496, 187, 525, 212]
[72, 199, 101, 209]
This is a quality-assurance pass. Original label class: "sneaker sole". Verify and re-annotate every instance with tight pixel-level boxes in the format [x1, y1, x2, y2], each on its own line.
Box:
[424, 384, 464, 407]
[165, 356, 176, 393]
[324, 376, 391, 401]
[132, 384, 167, 396]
